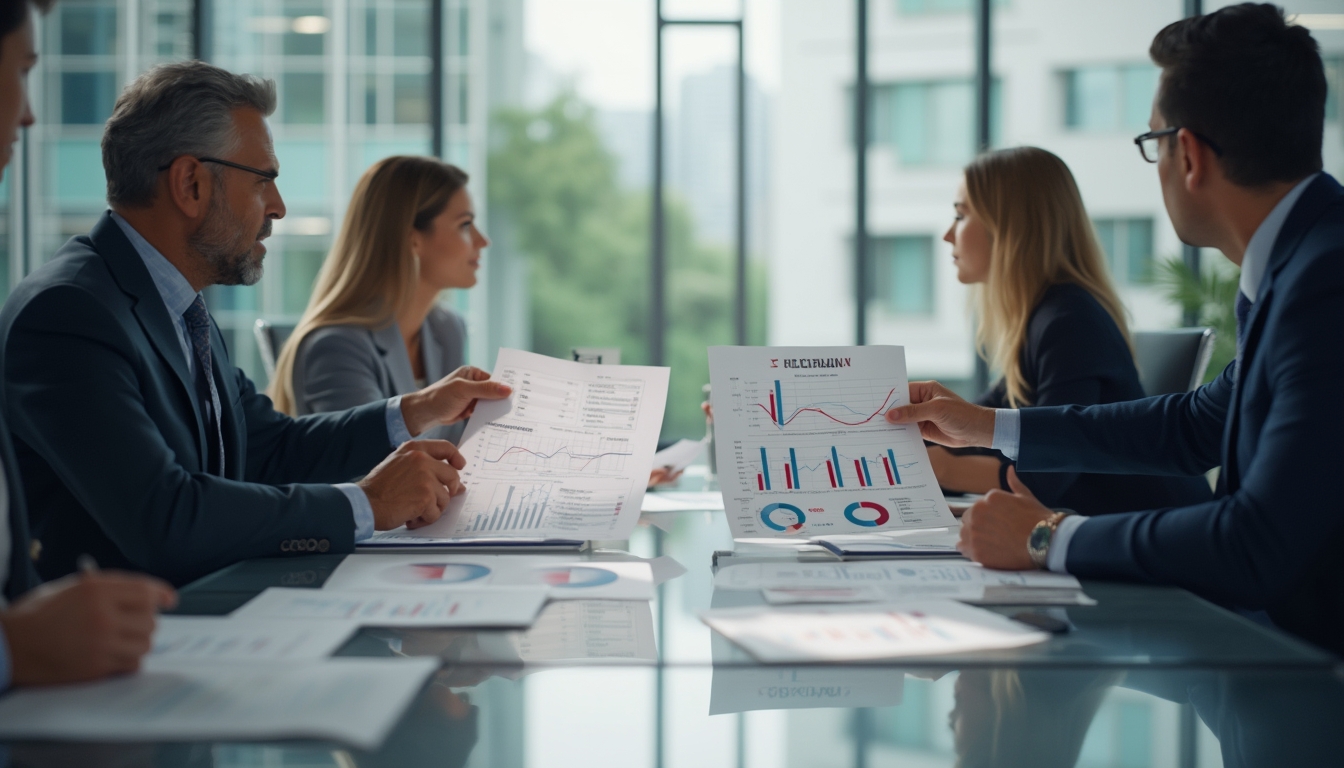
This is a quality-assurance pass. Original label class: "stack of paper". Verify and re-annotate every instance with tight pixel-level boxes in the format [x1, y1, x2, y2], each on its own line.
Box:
[714, 559, 1094, 606]
[702, 601, 1050, 662]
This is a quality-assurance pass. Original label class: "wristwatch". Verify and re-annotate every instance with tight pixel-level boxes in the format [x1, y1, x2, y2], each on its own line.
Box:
[1027, 510, 1074, 569]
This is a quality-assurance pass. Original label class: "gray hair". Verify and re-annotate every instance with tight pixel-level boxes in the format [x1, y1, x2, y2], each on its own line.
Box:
[102, 61, 276, 208]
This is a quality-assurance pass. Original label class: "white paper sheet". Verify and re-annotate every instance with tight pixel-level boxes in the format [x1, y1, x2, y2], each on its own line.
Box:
[708, 346, 957, 539]
[811, 527, 963, 557]
[232, 586, 548, 627]
[702, 601, 1050, 662]
[147, 616, 358, 664]
[652, 438, 706, 473]
[640, 491, 726, 513]
[397, 349, 668, 542]
[323, 554, 654, 601]
[515, 599, 658, 664]
[0, 658, 438, 750]
[714, 559, 1086, 605]
[709, 666, 905, 714]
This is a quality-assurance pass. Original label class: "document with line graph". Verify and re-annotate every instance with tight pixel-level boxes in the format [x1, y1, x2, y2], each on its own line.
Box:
[394, 348, 669, 541]
[708, 346, 956, 540]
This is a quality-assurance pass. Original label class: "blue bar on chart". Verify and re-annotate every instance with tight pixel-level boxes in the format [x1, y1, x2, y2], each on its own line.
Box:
[773, 380, 785, 426]
[887, 449, 902, 485]
[759, 447, 772, 491]
[830, 446, 844, 488]
[860, 457, 873, 486]
[789, 448, 800, 490]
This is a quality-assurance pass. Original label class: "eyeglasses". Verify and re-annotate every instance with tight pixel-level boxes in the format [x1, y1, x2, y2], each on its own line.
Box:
[156, 156, 279, 180]
[1133, 127, 1223, 163]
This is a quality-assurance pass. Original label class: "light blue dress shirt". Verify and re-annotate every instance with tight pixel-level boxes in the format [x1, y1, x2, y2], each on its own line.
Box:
[107, 212, 413, 544]
[991, 173, 1319, 573]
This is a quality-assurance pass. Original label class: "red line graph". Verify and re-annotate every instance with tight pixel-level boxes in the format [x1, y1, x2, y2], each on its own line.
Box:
[753, 387, 897, 427]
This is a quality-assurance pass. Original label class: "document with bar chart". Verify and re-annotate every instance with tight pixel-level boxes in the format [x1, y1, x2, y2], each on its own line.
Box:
[394, 348, 669, 542]
[708, 345, 956, 540]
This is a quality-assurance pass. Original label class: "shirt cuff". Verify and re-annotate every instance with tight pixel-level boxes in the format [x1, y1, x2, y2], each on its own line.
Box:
[385, 396, 415, 446]
[991, 408, 1021, 461]
[338, 483, 376, 542]
[1046, 514, 1088, 574]
[0, 623, 11, 693]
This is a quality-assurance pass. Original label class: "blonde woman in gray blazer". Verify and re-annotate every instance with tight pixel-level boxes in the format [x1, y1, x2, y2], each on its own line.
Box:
[270, 156, 485, 445]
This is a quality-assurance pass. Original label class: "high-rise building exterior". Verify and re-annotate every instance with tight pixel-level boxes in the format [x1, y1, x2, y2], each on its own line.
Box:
[771, 0, 1343, 386]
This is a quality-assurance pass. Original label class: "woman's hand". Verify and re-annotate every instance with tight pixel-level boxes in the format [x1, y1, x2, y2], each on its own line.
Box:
[400, 366, 512, 436]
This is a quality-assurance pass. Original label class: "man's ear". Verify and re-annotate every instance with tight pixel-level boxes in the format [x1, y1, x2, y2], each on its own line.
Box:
[1176, 128, 1212, 194]
[163, 156, 210, 220]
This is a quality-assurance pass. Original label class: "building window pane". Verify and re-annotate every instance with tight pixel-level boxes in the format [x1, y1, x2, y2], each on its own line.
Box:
[393, 73, 430, 124]
[1121, 64, 1159, 129]
[281, 72, 326, 124]
[61, 71, 117, 125]
[870, 236, 934, 315]
[60, 5, 117, 56]
[393, 4, 429, 57]
[871, 79, 1000, 166]
[1064, 63, 1159, 132]
[1093, 217, 1153, 285]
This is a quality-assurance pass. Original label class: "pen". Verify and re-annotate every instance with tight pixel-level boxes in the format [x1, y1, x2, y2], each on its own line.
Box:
[76, 554, 99, 575]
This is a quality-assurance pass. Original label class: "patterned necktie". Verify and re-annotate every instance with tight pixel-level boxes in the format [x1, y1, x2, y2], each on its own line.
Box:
[1235, 290, 1253, 360]
[182, 295, 225, 476]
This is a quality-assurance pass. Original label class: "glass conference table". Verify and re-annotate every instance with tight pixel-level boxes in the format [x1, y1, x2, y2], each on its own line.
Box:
[4, 505, 1342, 768]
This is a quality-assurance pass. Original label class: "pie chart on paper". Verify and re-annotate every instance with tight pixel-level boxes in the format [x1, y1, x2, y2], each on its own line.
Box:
[535, 566, 619, 588]
[383, 562, 492, 585]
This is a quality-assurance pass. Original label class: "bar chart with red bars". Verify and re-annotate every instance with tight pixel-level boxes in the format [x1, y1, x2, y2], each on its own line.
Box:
[754, 445, 921, 492]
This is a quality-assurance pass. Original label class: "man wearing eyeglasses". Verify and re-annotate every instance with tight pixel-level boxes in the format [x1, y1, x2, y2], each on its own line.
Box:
[888, 3, 1344, 655]
[0, 60, 512, 587]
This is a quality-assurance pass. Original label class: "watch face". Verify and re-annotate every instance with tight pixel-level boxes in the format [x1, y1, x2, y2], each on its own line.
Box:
[1028, 524, 1052, 553]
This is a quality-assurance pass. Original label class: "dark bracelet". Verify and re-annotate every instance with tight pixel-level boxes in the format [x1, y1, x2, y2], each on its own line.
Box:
[999, 461, 1013, 491]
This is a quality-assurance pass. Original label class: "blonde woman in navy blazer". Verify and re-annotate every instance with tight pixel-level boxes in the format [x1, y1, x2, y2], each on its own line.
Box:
[271, 156, 480, 444]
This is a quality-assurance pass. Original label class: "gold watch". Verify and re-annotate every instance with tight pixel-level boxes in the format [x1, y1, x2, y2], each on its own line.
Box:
[1027, 511, 1073, 569]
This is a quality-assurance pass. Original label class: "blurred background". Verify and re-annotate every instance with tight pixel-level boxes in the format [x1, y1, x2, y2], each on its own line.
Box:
[3, 0, 1340, 439]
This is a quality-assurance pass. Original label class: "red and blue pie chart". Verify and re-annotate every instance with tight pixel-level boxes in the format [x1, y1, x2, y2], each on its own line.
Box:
[386, 562, 491, 584]
[843, 501, 891, 527]
[536, 566, 619, 588]
[760, 502, 807, 533]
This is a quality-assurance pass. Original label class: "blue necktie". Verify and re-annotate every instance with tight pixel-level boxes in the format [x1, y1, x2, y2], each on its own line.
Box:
[182, 295, 225, 476]
[1235, 290, 1253, 360]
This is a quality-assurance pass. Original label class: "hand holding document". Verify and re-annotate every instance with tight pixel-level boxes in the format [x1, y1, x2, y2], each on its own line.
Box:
[379, 349, 668, 544]
[0, 658, 438, 750]
[708, 346, 957, 540]
[232, 586, 548, 627]
[701, 601, 1050, 662]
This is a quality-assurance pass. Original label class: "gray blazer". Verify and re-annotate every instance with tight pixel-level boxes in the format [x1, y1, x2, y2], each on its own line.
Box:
[293, 306, 468, 443]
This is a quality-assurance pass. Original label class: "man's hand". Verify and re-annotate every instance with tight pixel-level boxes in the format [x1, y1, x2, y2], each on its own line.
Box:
[0, 571, 177, 687]
[359, 440, 466, 530]
[400, 366, 512, 437]
[885, 380, 996, 448]
[957, 466, 1052, 570]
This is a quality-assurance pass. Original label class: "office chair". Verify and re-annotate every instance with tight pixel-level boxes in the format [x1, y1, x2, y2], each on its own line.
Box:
[253, 318, 298, 380]
[1132, 327, 1217, 395]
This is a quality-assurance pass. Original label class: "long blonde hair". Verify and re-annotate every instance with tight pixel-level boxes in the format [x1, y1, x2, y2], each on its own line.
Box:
[965, 147, 1132, 407]
[269, 156, 469, 415]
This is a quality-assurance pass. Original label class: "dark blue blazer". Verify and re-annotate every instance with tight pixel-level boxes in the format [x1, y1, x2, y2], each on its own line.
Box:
[1, 406, 37, 602]
[1016, 174, 1344, 655]
[0, 213, 395, 586]
[973, 283, 1211, 514]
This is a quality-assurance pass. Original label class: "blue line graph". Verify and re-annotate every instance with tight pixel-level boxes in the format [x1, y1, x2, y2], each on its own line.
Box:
[482, 433, 633, 476]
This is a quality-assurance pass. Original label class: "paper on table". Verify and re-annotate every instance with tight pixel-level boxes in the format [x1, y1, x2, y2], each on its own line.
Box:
[708, 346, 957, 539]
[323, 554, 654, 601]
[148, 616, 358, 664]
[702, 601, 1050, 662]
[640, 491, 725, 513]
[515, 599, 658, 664]
[714, 559, 1082, 592]
[761, 585, 897, 604]
[709, 665, 904, 714]
[0, 658, 438, 750]
[359, 532, 584, 550]
[396, 349, 668, 542]
[811, 527, 962, 558]
[652, 438, 706, 474]
[232, 586, 548, 627]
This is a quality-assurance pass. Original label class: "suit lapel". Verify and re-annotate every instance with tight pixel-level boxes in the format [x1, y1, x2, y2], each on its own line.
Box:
[91, 214, 210, 465]
[372, 322, 418, 394]
[422, 316, 447, 384]
[1221, 174, 1342, 492]
[209, 320, 244, 479]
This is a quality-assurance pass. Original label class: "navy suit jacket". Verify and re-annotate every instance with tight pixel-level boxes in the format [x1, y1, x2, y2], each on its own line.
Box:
[0, 213, 395, 586]
[1016, 174, 1344, 655]
[1, 406, 38, 603]
[973, 282, 1211, 514]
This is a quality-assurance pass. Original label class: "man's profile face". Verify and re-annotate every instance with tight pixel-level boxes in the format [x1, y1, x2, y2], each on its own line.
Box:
[1150, 96, 1198, 248]
[0, 13, 37, 181]
[189, 107, 285, 287]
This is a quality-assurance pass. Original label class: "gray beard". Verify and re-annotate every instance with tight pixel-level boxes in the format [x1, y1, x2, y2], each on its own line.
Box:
[189, 189, 268, 287]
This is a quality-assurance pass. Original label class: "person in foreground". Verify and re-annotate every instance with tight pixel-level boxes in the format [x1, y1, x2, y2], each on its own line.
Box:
[0, 0, 175, 691]
[270, 156, 478, 444]
[0, 60, 511, 589]
[888, 3, 1344, 654]
[929, 146, 1210, 513]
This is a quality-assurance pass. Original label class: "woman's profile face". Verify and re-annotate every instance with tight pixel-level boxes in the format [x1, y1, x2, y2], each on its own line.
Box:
[944, 180, 992, 284]
[412, 187, 489, 290]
